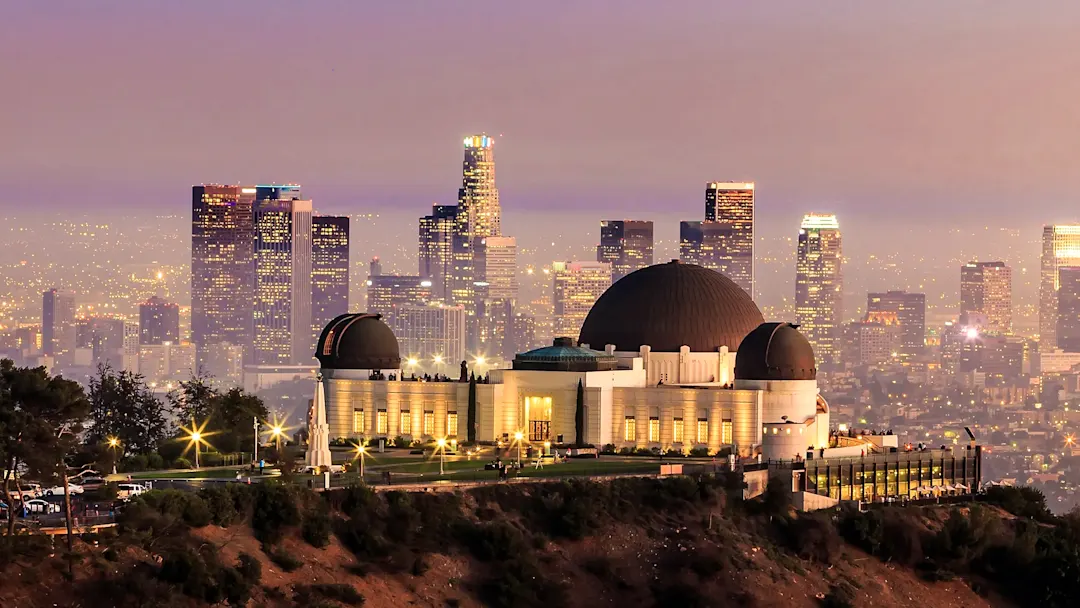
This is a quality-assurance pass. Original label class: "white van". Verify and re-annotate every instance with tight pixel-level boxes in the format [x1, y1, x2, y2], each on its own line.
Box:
[116, 483, 149, 501]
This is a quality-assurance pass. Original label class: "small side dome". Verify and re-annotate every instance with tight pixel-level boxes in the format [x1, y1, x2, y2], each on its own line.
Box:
[315, 313, 401, 370]
[734, 322, 816, 381]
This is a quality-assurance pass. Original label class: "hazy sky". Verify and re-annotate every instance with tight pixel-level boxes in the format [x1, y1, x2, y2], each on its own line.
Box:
[4, 1, 1080, 223]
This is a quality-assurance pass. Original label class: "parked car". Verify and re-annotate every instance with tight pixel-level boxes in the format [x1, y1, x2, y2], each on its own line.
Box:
[12, 483, 40, 500]
[23, 499, 60, 514]
[42, 483, 83, 496]
[79, 476, 106, 489]
[116, 483, 149, 501]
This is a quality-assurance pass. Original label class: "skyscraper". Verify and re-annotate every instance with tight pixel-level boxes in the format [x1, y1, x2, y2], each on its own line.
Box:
[312, 216, 350, 342]
[960, 261, 1012, 335]
[475, 236, 519, 359]
[1056, 266, 1080, 352]
[552, 261, 612, 340]
[77, 316, 126, 368]
[41, 288, 76, 367]
[191, 185, 255, 362]
[702, 182, 754, 297]
[597, 220, 654, 281]
[795, 213, 843, 367]
[139, 295, 180, 345]
[252, 185, 313, 365]
[394, 304, 467, 372]
[450, 135, 501, 320]
[366, 275, 433, 324]
[866, 291, 926, 356]
[419, 204, 459, 303]
[369, 256, 382, 278]
[678, 220, 752, 297]
[1040, 225, 1080, 351]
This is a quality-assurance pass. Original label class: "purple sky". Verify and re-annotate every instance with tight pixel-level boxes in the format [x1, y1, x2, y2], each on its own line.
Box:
[4, 1, 1080, 222]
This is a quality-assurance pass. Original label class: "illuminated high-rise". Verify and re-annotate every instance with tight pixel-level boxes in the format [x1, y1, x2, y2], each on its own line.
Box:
[42, 288, 76, 367]
[960, 261, 1012, 335]
[597, 220, 653, 281]
[866, 291, 926, 356]
[366, 275, 433, 325]
[701, 182, 754, 297]
[1056, 266, 1080, 352]
[475, 236, 519, 359]
[451, 135, 500, 319]
[795, 213, 843, 367]
[394, 304, 467, 373]
[139, 295, 180, 345]
[252, 185, 313, 365]
[552, 261, 612, 340]
[191, 185, 255, 362]
[419, 204, 458, 303]
[1040, 225, 1080, 351]
[312, 216, 350, 343]
[679, 219, 752, 297]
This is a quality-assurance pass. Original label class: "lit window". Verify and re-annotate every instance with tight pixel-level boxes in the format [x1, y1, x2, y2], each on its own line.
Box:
[377, 410, 388, 435]
[447, 412, 458, 437]
[723, 420, 733, 445]
[424, 411, 435, 436]
[352, 409, 365, 434]
[648, 417, 659, 443]
[322, 330, 335, 355]
[697, 419, 708, 443]
[624, 417, 636, 442]
[673, 418, 684, 444]
[400, 411, 411, 435]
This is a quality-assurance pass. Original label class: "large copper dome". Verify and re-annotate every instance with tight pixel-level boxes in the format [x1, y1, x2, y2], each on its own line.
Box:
[578, 261, 765, 353]
[315, 313, 401, 370]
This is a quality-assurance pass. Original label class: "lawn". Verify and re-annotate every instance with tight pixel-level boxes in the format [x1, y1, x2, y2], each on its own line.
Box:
[125, 468, 274, 480]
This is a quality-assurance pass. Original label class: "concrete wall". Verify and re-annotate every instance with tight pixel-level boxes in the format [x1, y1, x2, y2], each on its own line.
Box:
[793, 491, 840, 512]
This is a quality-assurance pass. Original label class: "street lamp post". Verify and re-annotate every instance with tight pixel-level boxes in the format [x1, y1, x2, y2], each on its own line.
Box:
[436, 438, 447, 475]
[514, 431, 524, 464]
[355, 443, 367, 482]
[253, 417, 259, 464]
[191, 431, 202, 469]
[107, 437, 120, 475]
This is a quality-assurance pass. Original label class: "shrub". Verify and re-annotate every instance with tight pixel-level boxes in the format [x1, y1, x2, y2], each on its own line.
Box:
[600, 443, 616, 454]
[820, 583, 856, 608]
[146, 452, 165, 470]
[460, 521, 529, 562]
[172, 457, 192, 469]
[480, 555, 567, 608]
[237, 552, 262, 584]
[618, 447, 634, 455]
[689, 446, 710, 457]
[201, 452, 224, 468]
[633, 447, 654, 457]
[267, 545, 304, 572]
[303, 506, 333, 548]
[294, 583, 365, 606]
[122, 489, 212, 529]
[120, 454, 149, 473]
[251, 482, 301, 543]
[982, 486, 1054, 522]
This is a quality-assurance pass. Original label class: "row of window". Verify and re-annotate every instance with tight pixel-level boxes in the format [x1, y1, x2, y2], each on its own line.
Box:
[353, 409, 458, 437]
[623, 416, 732, 444]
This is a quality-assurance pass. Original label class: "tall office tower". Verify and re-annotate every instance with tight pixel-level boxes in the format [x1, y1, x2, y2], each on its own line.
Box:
[597, 220, 654, 281]
[552, 261, 613, 340]
[202, 342, 244, 388]
[76, 316, 126, 368]
[138, 342, 197, 387]
[419, 204, 459, 303]
[41, 288, 76, 367]
[252, 185, 313, 365]
[394, 304, 467, 372]
[139, 296, 180, 345]
[312, 216, 350, 342]
[122, 322, 140, 372]
[1056, 267, 1080, 352]
[960, 261, 1012, 335]
[842, 314, 901, 367]
[867, 291, 926, 356]
[450, 135, 501, 318]
[1040, 225, 1080, 351]
[509, 312, 538, 354]
[366, 275, 433, 324]
[678, 221, 752, 296]
[475, 236, 519, 358]
[369, 256, 382, 278]
[795, 214, 843, 368]
[702, 182, 755, 297]
[191, 185, 256, 363]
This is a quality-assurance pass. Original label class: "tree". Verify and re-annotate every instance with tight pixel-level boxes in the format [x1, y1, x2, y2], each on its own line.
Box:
[0, 360, 89, 561]
[168, 372, 217, 423]
[467, 373, 477, 443]
[575, 379, 585, 446]
[167, 375, 268, 455]
[87, 363, 170, 455]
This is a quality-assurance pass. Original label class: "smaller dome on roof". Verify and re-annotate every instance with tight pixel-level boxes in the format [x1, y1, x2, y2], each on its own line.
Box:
[316, 313, 401, 370]
[513, 337, 618, 372]
[735, 322, 816, 381]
